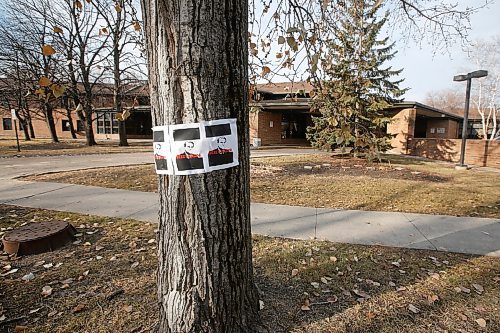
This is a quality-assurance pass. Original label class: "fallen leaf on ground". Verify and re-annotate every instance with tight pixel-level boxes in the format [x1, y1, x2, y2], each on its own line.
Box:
[14, 326, 27, 332]
[1, 268, 18, 276]
[427, 295, 439, 305]
[408, 304, 420, 314]
[42, 286, 53, 297]
[29, 308, 41, 314]
[460, 286, 471, 294]
[352, 289, 370, 299]
[291, 269, 299, 277]
[123, 305, 133, 313]
[131, 262, 139, 269]
[475, 318, 487, 328]
[96, 245, 104, 251]
[472, 284, 484, 294]
[22, 273, 35, 282]
[72, 304, 85, 313]
[327, 295, 338, 303]
[301, 299, 311, 311]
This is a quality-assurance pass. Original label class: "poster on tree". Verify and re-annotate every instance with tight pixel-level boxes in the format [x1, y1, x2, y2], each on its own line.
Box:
[152, 119, 238, 175]
[152, 126, 173, 175]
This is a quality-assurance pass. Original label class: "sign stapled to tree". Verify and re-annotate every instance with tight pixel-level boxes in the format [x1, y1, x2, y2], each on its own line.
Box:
[153, 118, 239, 175]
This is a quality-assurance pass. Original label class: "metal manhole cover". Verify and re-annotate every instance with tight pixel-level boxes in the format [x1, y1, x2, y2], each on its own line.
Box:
[2, 221, 76, 256]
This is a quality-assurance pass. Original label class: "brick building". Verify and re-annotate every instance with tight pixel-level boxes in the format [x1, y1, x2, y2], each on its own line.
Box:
[0, 82, 152, 140]
[249, 82, 463, 150]
[2, 80, 497, 167]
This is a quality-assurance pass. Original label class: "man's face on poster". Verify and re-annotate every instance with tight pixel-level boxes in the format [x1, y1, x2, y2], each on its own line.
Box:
[217, 137, 227, 148]
[154, 143, 162, 154]
[184, 141, 195, 152]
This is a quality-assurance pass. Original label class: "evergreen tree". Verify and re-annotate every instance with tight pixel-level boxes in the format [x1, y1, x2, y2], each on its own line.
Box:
[307, 0, 407, 160]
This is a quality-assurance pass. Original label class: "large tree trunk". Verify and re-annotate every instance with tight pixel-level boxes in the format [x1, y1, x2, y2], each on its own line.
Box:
[141, 1, 264, 332]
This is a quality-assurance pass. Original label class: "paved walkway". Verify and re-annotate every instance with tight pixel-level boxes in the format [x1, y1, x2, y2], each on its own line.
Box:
[0, 151, 499, 257]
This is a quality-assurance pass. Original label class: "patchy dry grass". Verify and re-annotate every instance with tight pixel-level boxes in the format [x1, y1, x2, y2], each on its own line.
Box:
[27, 154, 500, 218]
[0, 138, 151, 157]
[0, 205, 499, 332]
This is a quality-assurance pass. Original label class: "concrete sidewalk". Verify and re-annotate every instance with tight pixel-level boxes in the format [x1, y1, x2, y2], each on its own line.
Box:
[0, 152, 499, 256]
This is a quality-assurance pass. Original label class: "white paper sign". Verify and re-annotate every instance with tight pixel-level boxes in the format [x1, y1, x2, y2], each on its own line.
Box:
[152, 119, 239, 176]
[11, 109, 17, 120]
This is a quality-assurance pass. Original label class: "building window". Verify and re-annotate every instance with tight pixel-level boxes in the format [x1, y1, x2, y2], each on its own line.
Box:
[76, 120, 85, 132]
[2, 118, 12, 130]
[96, 111, 118, 134]
[62, 120, 71, 131]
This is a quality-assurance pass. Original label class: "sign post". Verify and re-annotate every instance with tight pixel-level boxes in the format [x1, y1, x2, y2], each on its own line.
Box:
[11, 109, 20, 153]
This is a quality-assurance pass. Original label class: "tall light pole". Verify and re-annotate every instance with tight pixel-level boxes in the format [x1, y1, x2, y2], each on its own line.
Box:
[453, 70, 488, 168]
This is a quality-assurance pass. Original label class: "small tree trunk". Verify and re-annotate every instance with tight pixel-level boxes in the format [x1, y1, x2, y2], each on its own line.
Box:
[44, 103, 59, 143]
[20, 118, 30, 141]
[27, 112, 35, 139]
[113, 4, 128, 147]
[66, 108, 78, 139]
[141, 0, 264, 332]
[83, 93, 96, 146]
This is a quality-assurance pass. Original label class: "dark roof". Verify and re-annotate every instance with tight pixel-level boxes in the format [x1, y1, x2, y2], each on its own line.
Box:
[255, 81, 313, 94]
[388, 101, 463, 120]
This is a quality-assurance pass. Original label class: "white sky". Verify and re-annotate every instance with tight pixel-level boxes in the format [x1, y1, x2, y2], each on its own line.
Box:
[388, 1, 500, 101]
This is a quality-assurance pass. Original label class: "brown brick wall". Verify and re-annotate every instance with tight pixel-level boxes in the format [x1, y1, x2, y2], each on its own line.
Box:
[387, 108, 416, 154]
[249, 111, 283, 145]
[426, 119, 459, 139]
[408, 138, 500, 168]
[0, 107, 86, 139]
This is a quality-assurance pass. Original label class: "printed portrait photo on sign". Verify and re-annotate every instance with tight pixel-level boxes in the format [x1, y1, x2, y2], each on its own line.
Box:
[154, 143, 169, 171]
[171, 126, 205, 173]
[205, 119, 238, 170]
[206, 123, 234, 167]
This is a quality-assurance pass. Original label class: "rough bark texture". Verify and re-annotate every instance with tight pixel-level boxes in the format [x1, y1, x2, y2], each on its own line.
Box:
[141, 1, 263, 332]
[44, 103, 59, 143]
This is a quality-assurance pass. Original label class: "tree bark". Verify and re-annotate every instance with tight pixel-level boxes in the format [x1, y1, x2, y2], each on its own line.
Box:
[44, 102, 59, 143]
[20, 118, 30, 141]
[66, 108, 78, 139]
[141, 1, 264, 332]
[27, 113, 35, 139]
[84, 103, 96, 146]
[113, 1, 128, 147]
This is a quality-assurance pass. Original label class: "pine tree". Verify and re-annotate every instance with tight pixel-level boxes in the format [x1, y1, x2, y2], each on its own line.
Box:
[307, 0, 407, 160]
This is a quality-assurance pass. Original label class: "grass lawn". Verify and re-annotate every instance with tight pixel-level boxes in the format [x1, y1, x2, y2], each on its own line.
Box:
[0, 138, 151, 157]
[27, 154, 500, 218]
[0, 204, 499, 332]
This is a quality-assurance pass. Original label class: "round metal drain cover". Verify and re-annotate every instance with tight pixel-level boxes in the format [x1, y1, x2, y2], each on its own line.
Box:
[2, 221, 76, 256]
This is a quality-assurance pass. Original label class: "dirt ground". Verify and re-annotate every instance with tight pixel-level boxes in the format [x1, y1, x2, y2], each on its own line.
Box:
[27, 154, 500, 218]
[0, 138, 151, 157]
[0, 205, 499, 333]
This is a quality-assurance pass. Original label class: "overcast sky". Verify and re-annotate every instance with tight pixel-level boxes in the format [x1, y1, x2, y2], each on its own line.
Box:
[390, 1, 500, 102]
